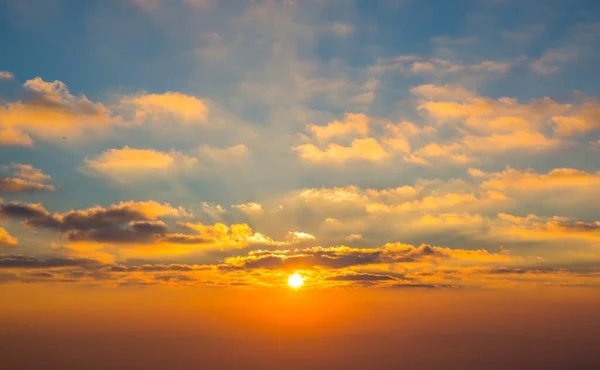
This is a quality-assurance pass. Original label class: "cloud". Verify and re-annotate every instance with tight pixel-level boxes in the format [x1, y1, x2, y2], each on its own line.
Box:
[131, 0, 212, 11]
[0, 163, 54, 193]
[551, 101, 600, 136]
[0, 71, 15, 81]
[411, 84, 477, 101]
[0, 200, 192, 245]
[294, 113, 392, 163]
[0, 77, 219, 147]
[326, 273, 396, 281]
[0, 178, 55, 193]
[295, 138, 389, 163]
[0, 77, 114, 146]
[411, 85, 586, 159]
[178, 221, 283, 248]
[83, 146, 198, 182]
[496, 213, 600, 241]
[197, 144, 249, 163]
[531, 47, 579, 75]
[0, 228, 17, 246]
[0, 127, 33, 147]
[0, 255, 100, 269]
[232, 202, 263, 216]
[286, 231, 316, 242]
[478, 167, 600, 191]
[370, 55, 515, 76]
[120, 92, 208, 124]
[412, 142, 476, 164]
[328, 22, 354, 37]
[0, 202, 50, 219]
[306, 113, 369, 143]
[222, 243, 511, 271]
[8, 163, 51, 182]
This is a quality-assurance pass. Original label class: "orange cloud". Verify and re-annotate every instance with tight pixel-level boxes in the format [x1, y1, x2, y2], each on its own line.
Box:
[8, 163, 51, 182]
[83, 146, 198, 182]
[0, 178, 55, 193]
[0, 78, 114, 146]
[479, 167, 600, 191]
[0, 227, 17, 246]
[411, 84, 476, 101]
[0, 163, 54, 193]
[497, 213, 600, 241]
[551, 101, 600, 136]
[295, 138, 389, 163]
[306, 113, 369, 142]
[178, 221, 283, 248]
[121, 92, 208, 123]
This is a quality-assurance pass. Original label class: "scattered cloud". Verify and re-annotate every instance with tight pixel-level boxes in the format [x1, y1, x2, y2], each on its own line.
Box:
[0, 71, 15, 81]
[197, 144, 249, 163]
[0, 163, 54, 193]
[295, 138, 389, 163]
[0, 77, 114, 146]
[120, 92, 209, 124]
[0, 228, 17, 246]
[83, 146, 198, 182]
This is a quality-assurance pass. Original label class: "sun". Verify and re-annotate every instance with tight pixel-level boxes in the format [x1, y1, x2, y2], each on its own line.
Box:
[287, 273, 304, 289]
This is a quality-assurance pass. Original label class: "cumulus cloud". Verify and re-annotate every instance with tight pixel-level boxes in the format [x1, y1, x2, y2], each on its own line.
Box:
[83, 146, 198, 182]
[306, 113, 370, 143]
[294, 113, 397, 163]
[407, 85, 591, 162]
[0, 163, 54, 193]
[0, 77, 114, 146]
[120, 92, 208, 124]
[0, 77, 220, 147]
[178, 221, 283, 248]
[0, 200, 193, 245]
[295, 138, 389, 163]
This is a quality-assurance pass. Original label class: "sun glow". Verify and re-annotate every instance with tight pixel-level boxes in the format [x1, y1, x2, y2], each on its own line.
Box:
[288, 273, 304, 289]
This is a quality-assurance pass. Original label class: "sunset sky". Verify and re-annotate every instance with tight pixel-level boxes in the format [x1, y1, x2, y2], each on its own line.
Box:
[1, 0, 600, 368]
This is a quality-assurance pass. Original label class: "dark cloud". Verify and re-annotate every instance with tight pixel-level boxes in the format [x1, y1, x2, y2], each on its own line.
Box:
[555, 221, 600, 232]
[108, 263, 199, 272]
[163, 234, 215, 244]
[27, 272, 55, 278]
[0, 202, 51, 219]
[154, 274, 196, 282]
[226, 245, 451, 270]
[0, 201, 209, 245]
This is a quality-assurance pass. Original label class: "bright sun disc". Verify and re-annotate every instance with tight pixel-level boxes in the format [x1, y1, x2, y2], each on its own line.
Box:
[288, 273, 304, 288]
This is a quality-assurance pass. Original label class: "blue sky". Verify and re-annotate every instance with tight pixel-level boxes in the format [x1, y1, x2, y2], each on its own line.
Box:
[1, 0, 600, 289]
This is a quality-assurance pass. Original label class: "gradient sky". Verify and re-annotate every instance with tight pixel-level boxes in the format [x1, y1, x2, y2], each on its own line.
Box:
[1, 2, 600, 367]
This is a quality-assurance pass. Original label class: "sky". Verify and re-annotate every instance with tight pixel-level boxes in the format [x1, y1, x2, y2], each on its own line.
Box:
[1, 0, 600, 368]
